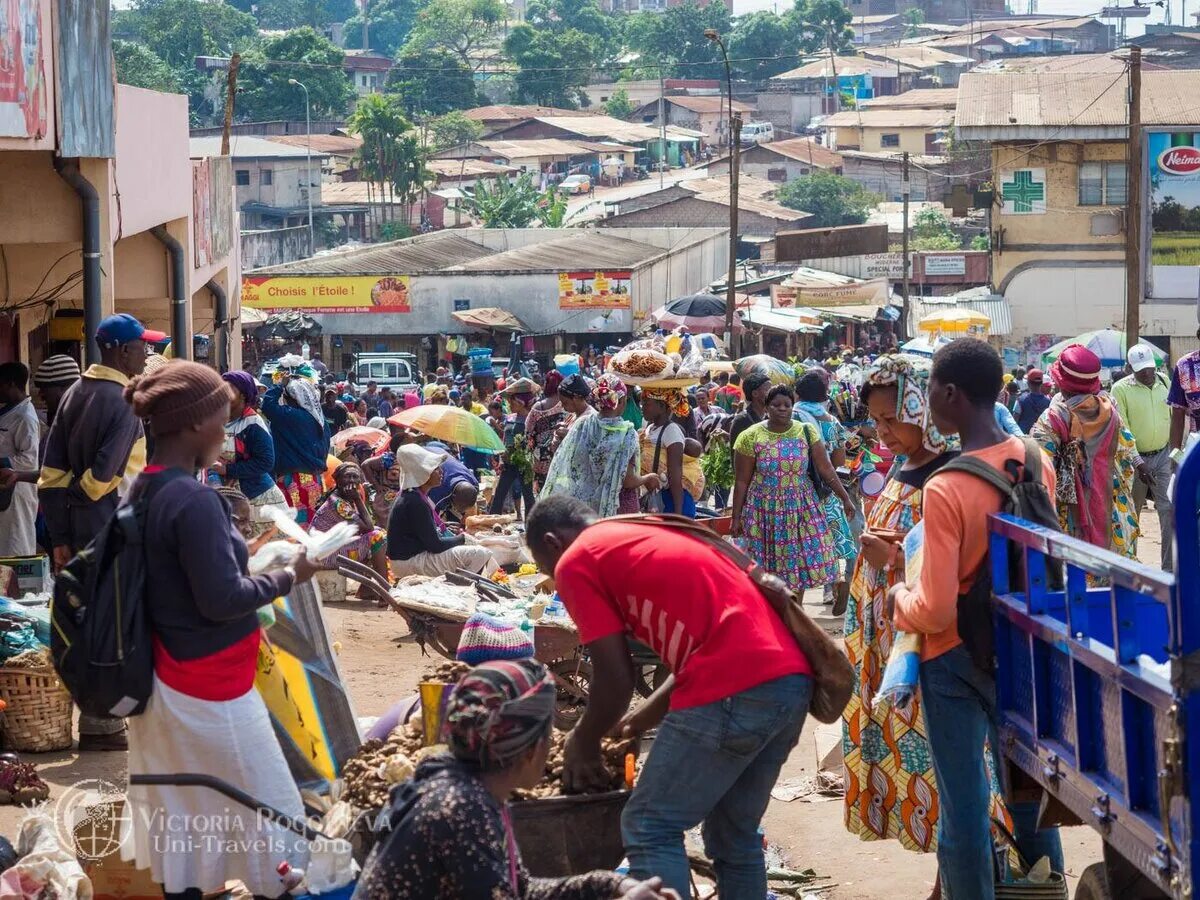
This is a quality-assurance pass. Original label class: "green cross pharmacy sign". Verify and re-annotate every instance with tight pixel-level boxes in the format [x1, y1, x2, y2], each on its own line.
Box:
[1000, 168, 1046, 215]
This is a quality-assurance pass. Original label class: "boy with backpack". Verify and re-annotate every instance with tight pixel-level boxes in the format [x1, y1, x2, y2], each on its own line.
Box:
[888, 339, 1064, 900]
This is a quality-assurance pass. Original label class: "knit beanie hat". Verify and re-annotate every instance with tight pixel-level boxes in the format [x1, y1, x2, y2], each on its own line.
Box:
[33, 354, 80, 388]
[124, 360, 235, 435]
[456, 613, 536, 666]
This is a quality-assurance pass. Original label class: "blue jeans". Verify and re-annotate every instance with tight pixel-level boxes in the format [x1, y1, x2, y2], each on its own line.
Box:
[621, 674, 811, 899]
[920, 646, 1064, 899]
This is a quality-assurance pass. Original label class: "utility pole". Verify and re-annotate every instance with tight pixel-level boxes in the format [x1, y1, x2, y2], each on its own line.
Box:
[727, 112, 743, 359]
[362, 0, 370, 50]
[901, 151, 911, 333]
[1126, 45, 1143, 353]
[220, 53, 240, 157]
[658, 69, 666, 189]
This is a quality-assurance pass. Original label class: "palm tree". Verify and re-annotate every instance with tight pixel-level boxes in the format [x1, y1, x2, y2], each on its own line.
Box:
[349, 94, 411, 230]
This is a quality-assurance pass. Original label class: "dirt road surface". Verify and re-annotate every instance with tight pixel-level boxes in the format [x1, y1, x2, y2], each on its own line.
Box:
[1, 511, 1169, 897]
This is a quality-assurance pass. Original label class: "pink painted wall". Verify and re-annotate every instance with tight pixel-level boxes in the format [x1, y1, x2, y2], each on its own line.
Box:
[111, 85, 191, 242]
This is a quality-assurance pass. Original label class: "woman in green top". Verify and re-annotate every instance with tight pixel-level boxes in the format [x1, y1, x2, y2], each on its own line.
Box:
[731, 384, 854, 592]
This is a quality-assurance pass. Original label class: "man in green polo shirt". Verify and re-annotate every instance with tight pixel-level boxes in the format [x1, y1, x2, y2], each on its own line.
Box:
[1112, 344, 1173, 570]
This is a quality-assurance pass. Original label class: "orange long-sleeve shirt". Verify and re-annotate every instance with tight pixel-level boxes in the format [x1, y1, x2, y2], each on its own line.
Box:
[894, 436, 1056, 661]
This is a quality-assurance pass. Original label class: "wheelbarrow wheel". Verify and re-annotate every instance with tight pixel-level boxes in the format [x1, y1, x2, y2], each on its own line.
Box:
[548, 657, 592, 731]
[634, 664, 669, 699]
[1074, 863, 1112, 900]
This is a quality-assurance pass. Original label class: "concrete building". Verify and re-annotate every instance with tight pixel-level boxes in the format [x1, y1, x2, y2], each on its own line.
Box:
[849, 14, 906, 45]
[759, 57, 919, 133]
[344, 51, 392, 95]
[859, 47, 973, 86]
[581, 79, 721, 108]
[242, 227, 729, 364]
[433, 138, 639, 181]
[908, 16, 1114, 58]
[824, 107, 953, 154]
[955, 69, 1200, 355]
[460, 105, 605, 135]
[1, 2, 239, 368]
[707, 138, 843, 182]
[629, 96, 757, 147]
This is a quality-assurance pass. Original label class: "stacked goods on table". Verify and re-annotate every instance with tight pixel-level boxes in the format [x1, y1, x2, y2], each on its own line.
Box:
[608, 331, 715, 387]
[391, 570, 571, 629]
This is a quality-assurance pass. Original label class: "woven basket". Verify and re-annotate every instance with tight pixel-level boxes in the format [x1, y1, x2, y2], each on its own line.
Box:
[0, 666, 73, 752]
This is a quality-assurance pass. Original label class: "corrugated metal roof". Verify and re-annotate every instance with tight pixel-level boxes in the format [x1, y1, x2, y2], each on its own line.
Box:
[688, 192, 810, 222]
[773, 56, 920, 80]
[738, 138, 842, 168]
[449, 231, 669, 272]
[861, 48, 972, 69]
[479, 138, 612, 158]
[251, 233, 493, 275]
[190, 135, 325, 160]
[463, 105, 598, 121]
[908, 289, 1013, 335]
[268, 134, 362, 155]
[740, 304, 825, 333]
[970, 53, 1131, 74]
[860, 88, 959, 109]
[425, 159, 516, 178]
[661, 96, 755, 114]
[825, 108, 953, 128]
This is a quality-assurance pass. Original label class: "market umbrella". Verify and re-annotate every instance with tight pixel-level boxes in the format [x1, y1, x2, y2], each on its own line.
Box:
[1039, 330, 1167, 369]
[389, 405, 505, 452]
[330, 426, 391, 455]
[452, 307, 526, 332]
[918, 308, 991, 335]
[652, 293, 745, 334]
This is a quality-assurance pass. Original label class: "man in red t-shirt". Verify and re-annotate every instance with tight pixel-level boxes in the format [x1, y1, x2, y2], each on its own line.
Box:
[526, 497, 812, 899]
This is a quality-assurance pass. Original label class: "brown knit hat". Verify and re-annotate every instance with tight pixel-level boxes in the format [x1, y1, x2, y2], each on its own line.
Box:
[124, 360, 235, 435]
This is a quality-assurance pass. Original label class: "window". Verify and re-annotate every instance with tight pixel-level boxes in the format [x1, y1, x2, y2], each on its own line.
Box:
[767, 167, 788, 182]
[260, 168, 273, 186]
[1078, 161, 1127, 206]
[881, 133, 900, 148]
[235, 169, 250, 186]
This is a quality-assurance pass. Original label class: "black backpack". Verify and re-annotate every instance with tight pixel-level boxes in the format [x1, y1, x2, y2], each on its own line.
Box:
[934, 438, 1062, 672]
[50, 471, 188, 719]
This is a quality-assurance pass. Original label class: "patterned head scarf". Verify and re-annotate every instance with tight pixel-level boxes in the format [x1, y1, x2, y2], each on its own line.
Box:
[443, 659, 556, 771]
[863, 353, 955, 454]
[223, 370, 258, 409]
[559, 374, 590, 399]
[284, 377, 324, 427]
[593, 374, 627, 412]
[643, 386, 691, 419]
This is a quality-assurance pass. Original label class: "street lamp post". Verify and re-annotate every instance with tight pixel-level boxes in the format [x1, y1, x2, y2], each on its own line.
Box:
[288, 78, 315, 257]
[705, 28, 740, 358]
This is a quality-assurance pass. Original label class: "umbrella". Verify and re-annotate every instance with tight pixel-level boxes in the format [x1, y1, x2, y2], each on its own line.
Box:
[901, 335, 952, 358]
[919, 308, 991, 335]
[452, 307, 526, 332]
[330, 426, 390, 455]
[389, 405, 505, 452]
[652, 293, 745, 334]
[1039, 330, 1167, 369]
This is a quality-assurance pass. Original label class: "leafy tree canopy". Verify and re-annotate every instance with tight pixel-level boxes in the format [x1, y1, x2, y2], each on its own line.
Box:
[343, 0, 427, 56]
[465, 172, 565, 227]
[116, 0, 258, 69]
[402, 0, 507, 70]
[505, 23, 600, 108]
[911, 206, 961, 251]
[777, 171, 878, 227]
[251, 0, 330, 29]
[112, 39, 181, 93]
[728, 11, 797, 80]
[239, 28, 355, 120]
[604, 88, 634, 118]
[792, 0, 854, 55]
[526, 0, 618, 58]
[622, 0, 731, 79]
[387, 47, 478, 115]
[427, 111, 485, 151]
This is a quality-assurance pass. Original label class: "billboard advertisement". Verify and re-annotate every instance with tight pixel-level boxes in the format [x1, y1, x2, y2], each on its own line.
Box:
[242, 275, 412, 313]
[558, 271, 632, 309]
[1149, 131, 1200, 299]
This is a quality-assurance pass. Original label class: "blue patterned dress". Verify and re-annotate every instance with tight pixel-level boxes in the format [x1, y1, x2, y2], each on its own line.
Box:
[733, 420, 838, 591]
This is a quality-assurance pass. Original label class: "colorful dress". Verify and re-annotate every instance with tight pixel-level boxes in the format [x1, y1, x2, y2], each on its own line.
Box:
[540, 415, 639, 518]
[310, 493, 387, 564]
[842, 455, 1010, 851]
[733, 420, 837, 591]
[794, 401, 856, 563]
[524, 400, 566, 491]
[1030, 394, 1140, 558]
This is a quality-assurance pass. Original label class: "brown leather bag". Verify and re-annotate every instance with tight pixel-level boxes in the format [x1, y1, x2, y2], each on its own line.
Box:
[608, 514, 855, 724]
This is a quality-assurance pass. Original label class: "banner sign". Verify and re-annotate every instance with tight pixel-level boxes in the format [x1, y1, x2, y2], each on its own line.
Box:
[1149, 132, 1200, 299]
[771, 278, 890, 309]
[558, 270, 632, 309]
[923, 255, 966, 276]
[242, 275, 412, 313]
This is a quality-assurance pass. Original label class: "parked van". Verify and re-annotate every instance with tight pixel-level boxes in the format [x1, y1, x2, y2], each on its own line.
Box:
[740, 122, 775, 147]
[353, 352, 421, 393]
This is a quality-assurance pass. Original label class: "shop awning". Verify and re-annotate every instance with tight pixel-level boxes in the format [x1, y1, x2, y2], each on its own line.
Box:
[907, 289, 1012, 336]
[740, 305, 826, 334]
[452, 307, 527, 332]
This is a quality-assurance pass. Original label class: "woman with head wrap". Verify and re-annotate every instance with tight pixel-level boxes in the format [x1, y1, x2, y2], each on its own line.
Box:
[488, 379, 539, 517]
[357, 660, 677, 900]
[640, 387, 705, 517]
[310, 461, 390, 585]
[211, 371, 287, 536]
[540, 374, 659, 518]
[260, 374, 331, 524]
[525, 370, 567, 493]
[842, 353, 1010, 879]
[120, 362, 320, 900]
[1030, 343, 1145, 556]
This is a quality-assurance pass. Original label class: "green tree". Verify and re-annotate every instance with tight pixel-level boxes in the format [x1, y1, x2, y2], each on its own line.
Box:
[777, 171, 877, 227]
[343, 0, 427, 55]
[538, 187, 569, 227]
[970, 233, 989, 250]
[604, 88, 634, 118]
[728, 11, 797, 80]
[505, 24, 600, 108]
[902, 6, 925, 37]
[793, 0, 854, 56]
[252, 0, 330, 28]
[911, 206, 961, 250]
[466, 173, 544, 226]
[386, 48, 478, 115]
[402, 0, 506, 71]
[238, 28, 355, 120]
[349, 94, 430, 227]
[117, 0, 258, 69]
[427, 111, 485, 151]
[112, 40, 181, 93]
[526, 0, 619, 59]
[622, 1, 731, 79]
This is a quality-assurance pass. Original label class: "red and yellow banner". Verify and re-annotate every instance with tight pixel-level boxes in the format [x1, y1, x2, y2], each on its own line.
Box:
[242, 275, 412, 313]
[558, 270, 632, 309]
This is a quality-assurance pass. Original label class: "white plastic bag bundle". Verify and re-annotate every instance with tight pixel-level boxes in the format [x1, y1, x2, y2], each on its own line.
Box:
[304, 837, 359, 895]
[0, 812, 91, 900]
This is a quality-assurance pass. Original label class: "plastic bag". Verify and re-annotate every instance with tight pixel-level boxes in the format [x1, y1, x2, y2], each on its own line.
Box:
[735, 354, 796, 386]
[0, 597, 50, 646]
[305, 838, 360, 895]
[0, 811, 90, 900]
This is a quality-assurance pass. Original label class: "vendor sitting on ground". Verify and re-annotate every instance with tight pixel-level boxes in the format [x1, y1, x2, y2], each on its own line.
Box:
[388, 444, 496, 577]
[436, 481, 479, 531]
[356, 658, 679, 900]
[310, 461, 390, 586]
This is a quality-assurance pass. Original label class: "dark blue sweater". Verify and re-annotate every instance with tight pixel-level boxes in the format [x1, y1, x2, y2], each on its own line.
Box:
[260, 386, 330, 476]
[223, 416, 276, 499]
